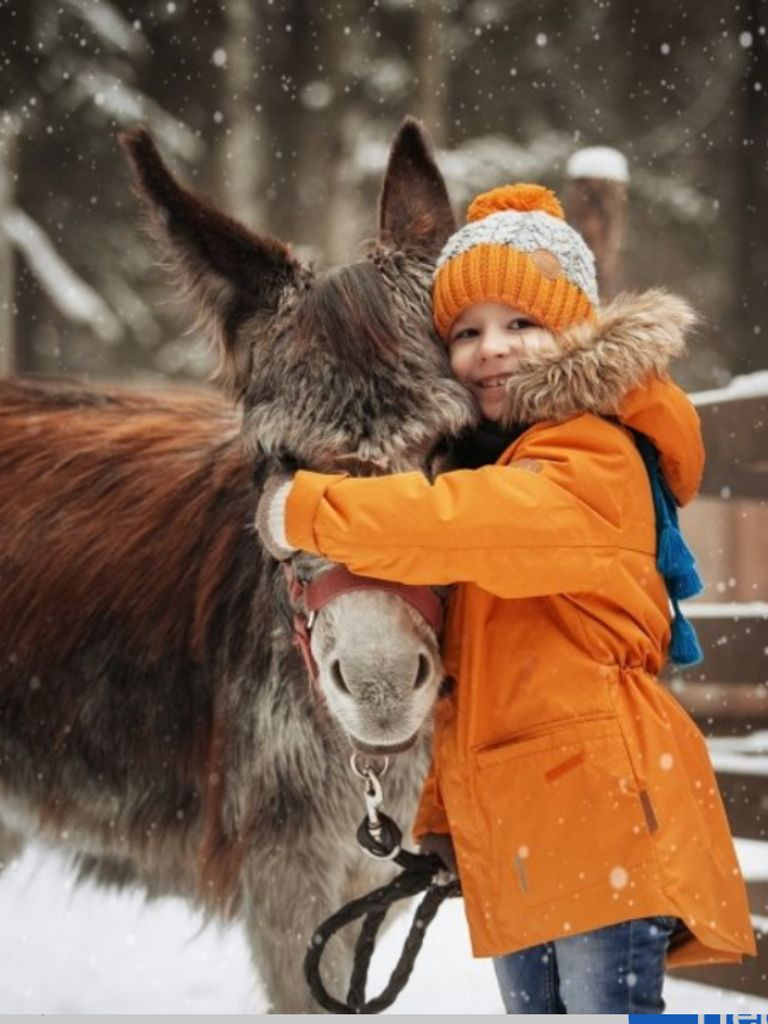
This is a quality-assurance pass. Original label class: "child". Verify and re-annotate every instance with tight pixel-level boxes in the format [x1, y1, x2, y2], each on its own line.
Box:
[256, 184, 755, 1013]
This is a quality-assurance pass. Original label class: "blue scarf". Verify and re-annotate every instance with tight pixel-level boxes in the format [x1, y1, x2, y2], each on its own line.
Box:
[633, 432, 704, 667]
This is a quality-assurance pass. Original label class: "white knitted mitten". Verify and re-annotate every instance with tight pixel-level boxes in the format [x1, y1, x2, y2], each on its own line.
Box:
[255, 476, 296, 560]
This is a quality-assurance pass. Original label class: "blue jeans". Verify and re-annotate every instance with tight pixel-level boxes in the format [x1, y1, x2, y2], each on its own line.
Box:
[493, 916, 678, 1014]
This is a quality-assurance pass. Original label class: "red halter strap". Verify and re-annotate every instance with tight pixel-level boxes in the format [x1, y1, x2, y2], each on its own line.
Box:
[304, 568, 444, 634]
[281, 564, 444, 685]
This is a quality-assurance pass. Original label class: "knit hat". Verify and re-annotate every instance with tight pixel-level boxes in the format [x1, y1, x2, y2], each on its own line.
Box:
[433, 183, 599, 339]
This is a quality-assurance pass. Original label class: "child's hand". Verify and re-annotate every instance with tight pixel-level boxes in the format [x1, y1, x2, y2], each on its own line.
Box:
[255, 474, 297, 560]
[419, 831, 458, 880]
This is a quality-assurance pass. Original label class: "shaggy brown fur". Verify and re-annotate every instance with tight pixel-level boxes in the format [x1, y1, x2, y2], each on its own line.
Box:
[0, 119, 475, 1013]
[0, 380, 257, 892]
[501, 289, 697, 426]
[0, 381, 248, 670]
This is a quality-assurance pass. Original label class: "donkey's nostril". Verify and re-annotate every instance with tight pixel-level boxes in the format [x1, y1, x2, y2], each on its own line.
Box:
[414, 653, 431, 690]
[330, 659, 350, 695]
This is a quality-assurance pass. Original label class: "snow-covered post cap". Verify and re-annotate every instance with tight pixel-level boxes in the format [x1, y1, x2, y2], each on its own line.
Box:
[566, 147, 629, 184]
[565, 147, 629, 301]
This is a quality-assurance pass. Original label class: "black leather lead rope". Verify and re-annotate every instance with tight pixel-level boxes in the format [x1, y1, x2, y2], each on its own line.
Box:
[304, 845, 460, 1013]
[303, 756, 462, 1014]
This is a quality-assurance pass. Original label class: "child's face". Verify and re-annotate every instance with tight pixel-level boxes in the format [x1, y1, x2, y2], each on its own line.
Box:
[447, 302, 557, 422]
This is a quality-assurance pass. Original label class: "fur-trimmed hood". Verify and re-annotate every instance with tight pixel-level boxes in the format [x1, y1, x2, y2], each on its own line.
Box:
[501, 289, 697, 425]
[500, 289, 704, 505]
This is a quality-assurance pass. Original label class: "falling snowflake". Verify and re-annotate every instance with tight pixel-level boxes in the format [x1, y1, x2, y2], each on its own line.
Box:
[609, 866, 629, 890]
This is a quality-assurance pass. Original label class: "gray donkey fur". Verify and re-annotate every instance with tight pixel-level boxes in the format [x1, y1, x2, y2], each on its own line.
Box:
[0, 120, 477, 1012]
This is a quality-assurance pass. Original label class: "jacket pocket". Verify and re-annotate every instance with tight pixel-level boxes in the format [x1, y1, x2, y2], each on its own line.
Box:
[472, 716, 655, 908]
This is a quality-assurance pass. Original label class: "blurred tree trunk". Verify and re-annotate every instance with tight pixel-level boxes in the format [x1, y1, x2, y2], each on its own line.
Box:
[321, 108, 361, 267]
[259, 0, 322, 249]
[415, 0, 446, 147]
[217, 0, 265, 228]
[733, 0, 768, 373]
[0, 118, 18, 377]
[258, 0, 361, 265]
[296, 2, 350, 265]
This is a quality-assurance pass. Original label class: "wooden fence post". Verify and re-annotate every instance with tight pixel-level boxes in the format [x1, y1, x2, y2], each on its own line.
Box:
[565, 147, 629, 301]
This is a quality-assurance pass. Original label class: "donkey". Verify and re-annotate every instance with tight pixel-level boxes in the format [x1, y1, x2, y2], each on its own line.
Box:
[0, 119, 477, 1012]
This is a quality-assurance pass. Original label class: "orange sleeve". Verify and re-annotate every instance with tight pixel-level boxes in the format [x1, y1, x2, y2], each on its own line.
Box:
[284, 418, 628, 600]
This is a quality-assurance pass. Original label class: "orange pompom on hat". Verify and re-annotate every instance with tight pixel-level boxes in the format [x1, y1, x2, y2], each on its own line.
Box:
[433, 183, 599, 339]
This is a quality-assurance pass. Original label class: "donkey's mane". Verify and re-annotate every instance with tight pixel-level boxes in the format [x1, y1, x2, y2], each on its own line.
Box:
[0, 379, 261, 677]
[296, 261, 403, 369]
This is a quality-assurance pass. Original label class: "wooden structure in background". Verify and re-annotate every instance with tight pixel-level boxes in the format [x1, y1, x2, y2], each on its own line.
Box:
[566, 150, 767, 996]
[667, 381, 768, 995]
[565, 147, 629, 299]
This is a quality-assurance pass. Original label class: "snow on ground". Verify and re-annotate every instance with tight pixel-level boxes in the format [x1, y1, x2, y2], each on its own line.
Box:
[0, 840, 766, 1014]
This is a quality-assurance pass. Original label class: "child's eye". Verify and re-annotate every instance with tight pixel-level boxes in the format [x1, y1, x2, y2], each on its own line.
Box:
[451, 327, 478, 342]
[508, 318, 535, 330]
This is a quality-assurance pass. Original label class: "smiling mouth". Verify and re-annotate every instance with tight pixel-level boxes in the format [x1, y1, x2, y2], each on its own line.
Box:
[477, 375, 511, 390]
[350, 732, 419, 755]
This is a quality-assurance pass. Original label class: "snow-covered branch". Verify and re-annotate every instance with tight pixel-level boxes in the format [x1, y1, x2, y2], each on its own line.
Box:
[70, 68, 204, 162]
[354, 128, 712, 225]
[2, 208, 124, 344]
[61, 0, 147, 57]
[352, 129, 576, 202]
[690, 370, 768, 406]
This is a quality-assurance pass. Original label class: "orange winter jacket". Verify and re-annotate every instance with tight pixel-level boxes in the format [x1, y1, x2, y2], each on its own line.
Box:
[284, 291, 755, 967]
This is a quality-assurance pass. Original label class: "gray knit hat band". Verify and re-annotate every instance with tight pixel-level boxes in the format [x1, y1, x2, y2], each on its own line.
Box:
[435, 209, 599, 306]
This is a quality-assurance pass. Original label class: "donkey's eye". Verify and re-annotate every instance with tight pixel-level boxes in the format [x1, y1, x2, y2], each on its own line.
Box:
[274, 451, 301, 474]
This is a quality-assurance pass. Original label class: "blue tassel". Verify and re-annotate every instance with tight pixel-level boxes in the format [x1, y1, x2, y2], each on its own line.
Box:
[658, 524, 703, 599]
[668, 565, 704, 602]
[658, 521, 692, 578]
[633, 431, 704, 667]
[669, 602, 704, 667]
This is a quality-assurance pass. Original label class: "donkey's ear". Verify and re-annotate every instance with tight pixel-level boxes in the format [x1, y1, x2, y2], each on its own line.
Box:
[118, 127, 301, 393]
[379, 117, 456, 257]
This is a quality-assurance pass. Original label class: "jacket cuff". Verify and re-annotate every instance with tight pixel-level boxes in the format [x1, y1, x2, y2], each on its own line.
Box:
[284, 470, 347, 554]
[255, 476, 296, 560]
